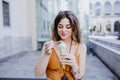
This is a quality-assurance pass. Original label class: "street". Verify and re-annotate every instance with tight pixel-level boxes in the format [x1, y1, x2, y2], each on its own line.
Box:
[0, 51, 118, 80]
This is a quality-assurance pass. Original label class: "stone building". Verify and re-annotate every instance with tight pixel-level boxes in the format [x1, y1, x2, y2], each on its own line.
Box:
[0, 0, 37, 59]
[89, 0, 120, 36]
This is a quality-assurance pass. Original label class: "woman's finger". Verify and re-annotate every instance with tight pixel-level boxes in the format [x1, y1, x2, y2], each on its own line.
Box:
[61, 59, 75, 65]
[62, 60, 73, 63]
[44, 41, 54, 55]
[62, 54, 76, 60]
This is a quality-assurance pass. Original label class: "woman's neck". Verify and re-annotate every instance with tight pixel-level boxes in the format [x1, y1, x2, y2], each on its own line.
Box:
[61, 39, 72, 46]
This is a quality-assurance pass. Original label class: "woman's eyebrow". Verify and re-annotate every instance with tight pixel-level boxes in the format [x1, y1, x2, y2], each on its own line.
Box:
[58, 24, 70, 26]
[66, 24, 71, 26]
[58, 24, 63, 26]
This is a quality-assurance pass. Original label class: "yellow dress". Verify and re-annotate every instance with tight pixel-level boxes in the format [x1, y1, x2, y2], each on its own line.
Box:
[46, 44, 79, 80]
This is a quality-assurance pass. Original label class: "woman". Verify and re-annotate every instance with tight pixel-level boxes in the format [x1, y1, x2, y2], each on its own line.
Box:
[35, 11, 86, 80]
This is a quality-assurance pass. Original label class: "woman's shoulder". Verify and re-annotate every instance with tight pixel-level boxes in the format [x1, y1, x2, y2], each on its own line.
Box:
[78, 43, 86, 49]
[79, 43, 86, 49]
[77, 43, 87, 53]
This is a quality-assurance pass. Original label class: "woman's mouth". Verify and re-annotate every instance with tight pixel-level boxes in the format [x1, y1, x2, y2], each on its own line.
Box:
[61, 34, 66, 37]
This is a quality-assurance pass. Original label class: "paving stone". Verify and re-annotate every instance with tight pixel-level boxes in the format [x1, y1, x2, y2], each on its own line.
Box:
[0, 51, 118, 80]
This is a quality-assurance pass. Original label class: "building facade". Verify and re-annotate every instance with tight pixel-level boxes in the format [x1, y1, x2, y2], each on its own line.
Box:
[36, 0, 58, 50]
[0, 0, 37, 59]
[89, 0, 120, 36]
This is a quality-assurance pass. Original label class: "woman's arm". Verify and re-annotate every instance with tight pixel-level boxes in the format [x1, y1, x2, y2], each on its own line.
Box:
[34, 41, 54, 78]
[72, 43, 87, 79]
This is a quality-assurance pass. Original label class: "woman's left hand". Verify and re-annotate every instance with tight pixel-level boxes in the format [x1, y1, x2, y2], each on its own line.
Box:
[60, 54, 77, 67]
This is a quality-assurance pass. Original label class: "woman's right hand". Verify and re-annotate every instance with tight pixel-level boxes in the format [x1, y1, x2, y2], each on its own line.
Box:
[43, 41, 54, 55]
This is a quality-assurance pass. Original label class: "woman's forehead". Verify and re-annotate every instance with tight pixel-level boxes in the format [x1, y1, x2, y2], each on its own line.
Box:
[58, 18, 70, 24]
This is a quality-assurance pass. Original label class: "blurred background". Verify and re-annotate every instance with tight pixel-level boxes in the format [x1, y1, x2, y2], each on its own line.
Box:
[0, 0, 120, 80]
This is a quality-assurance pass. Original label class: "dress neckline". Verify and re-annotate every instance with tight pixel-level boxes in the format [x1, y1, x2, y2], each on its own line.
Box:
[53, 43, 79, 65]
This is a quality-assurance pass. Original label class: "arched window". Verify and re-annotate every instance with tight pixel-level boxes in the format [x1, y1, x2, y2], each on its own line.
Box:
[104, 1, 111, 15]
[89, 3, 93, 14]
[95, 2, 101, 16]
[114, 21, 120, 32]
[114, 1, 120, 15]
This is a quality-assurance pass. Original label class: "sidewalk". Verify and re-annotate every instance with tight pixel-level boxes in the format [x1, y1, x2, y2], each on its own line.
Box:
[0, 51, 118, 80]
[83, 54, 118, 80]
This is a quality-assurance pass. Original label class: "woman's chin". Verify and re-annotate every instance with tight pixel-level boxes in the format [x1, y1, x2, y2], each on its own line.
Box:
[61, 37, 68, 40]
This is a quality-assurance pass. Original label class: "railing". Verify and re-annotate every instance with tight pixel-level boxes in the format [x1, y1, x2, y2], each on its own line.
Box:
[90, 38, 120, 51]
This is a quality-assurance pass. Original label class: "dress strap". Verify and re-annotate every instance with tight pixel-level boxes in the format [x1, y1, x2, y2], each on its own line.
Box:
[75, 43, 79, 54]
[74, 43, 80, 65]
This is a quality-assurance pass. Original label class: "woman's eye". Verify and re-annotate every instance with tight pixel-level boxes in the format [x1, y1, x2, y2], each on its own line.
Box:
[66, 25, 71, 29]
[58, 25, 63, 28]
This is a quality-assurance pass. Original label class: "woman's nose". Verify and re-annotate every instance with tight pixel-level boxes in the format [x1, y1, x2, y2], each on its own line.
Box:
[62, 27, 66, 32]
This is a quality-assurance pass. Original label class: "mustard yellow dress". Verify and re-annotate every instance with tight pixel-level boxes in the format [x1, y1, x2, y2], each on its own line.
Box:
[46, 44, 79, 80]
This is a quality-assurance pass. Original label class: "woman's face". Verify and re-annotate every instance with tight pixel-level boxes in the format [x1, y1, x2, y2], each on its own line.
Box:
[57, 18, 72, 40]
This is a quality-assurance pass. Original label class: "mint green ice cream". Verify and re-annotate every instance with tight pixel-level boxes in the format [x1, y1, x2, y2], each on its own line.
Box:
[59, 41, 67, 55]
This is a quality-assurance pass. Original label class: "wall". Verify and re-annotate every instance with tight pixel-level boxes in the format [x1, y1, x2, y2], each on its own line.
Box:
[0, 0, 37, 59]
[89, 39, 120, 78]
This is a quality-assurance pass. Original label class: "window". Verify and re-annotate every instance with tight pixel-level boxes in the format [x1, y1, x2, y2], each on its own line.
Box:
[106, 21, 111, 32]
[2, 0, 10, 26]
[95, 2, 101, 16]
[43, 20, 45, 31]
[114, 1, 120, 15]
[114, 21, 120, 32]
[47, 21, 50, 31]
[89, 3, 93, 15]
[104, 1, 111, 15]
